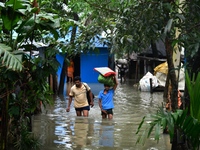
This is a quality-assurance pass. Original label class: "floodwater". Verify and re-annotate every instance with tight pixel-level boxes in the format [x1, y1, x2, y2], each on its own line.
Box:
[32, 81, 171, 150]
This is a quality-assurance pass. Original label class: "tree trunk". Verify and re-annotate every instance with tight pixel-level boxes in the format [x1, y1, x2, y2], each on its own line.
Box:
[171, 129, 188, 150]
[57, 12, 79, 95]
[163, 73, 169, 99]
[165, 37, 180, 150]
[53, 74, 58, 94]
[0, 97, 8, 150]
[165, 37, 178, 111]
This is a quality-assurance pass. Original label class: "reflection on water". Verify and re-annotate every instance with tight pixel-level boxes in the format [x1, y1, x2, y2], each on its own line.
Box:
[98, 120, 114, 147]
[72, 118, 90, 148]
[33, 81, 171, 150]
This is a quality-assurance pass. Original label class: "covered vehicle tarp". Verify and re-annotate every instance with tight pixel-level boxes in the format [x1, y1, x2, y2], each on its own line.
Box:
[154, 62, 185, 91]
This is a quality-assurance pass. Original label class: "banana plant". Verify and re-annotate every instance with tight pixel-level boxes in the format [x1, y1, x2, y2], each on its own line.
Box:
[0, 0, 30, 71]
[0, 0, 61, 149]
[0, 43, 23, 71]
[0, 0, 60, 71]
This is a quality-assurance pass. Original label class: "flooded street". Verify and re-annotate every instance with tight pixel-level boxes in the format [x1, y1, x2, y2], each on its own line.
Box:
[33, 80, 171, 150]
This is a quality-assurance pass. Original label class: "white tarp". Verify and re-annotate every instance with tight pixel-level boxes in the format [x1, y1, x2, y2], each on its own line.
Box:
[139, 72, 158, 91]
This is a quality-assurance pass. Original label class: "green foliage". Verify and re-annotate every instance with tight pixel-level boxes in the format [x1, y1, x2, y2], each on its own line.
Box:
[0, 43, 23, 71]
[185, 70, 200, 121]
[0, 0, 61, 71]
[14, 117, 41, 150]
[0, 1, 62, 149]
[136, 108, 200, 149]
[0, 49, 57, 148]
[1, 0, 30, 31]
[180, 0, 200, 58]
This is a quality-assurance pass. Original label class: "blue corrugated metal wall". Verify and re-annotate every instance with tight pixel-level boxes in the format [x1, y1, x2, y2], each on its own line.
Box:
[81, 48, 109, 83]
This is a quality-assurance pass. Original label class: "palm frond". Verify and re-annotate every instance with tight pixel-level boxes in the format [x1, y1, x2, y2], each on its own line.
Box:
[136, 107, 200, 148]
[185, 70, 200, 121]
[0, 43, 23, 71]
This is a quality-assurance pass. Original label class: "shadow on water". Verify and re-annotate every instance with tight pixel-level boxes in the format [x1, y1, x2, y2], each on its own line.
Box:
[33, 80, 171, 150]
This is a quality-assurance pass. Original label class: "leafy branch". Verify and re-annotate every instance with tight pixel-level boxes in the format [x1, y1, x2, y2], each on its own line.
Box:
[0, 43, 23, 71]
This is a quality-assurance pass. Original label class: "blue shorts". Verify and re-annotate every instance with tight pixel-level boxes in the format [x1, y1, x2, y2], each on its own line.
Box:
[75, 105, 90, 111]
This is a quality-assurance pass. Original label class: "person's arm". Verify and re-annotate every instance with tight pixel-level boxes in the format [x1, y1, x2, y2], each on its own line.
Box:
[116, 64, 120, 69]
[89, 90, 94, 107]
[113, 75, 118, 91]
[98, 99, 102, 110]
[98, 99, 107, 114]
[66, 96, 73, 112]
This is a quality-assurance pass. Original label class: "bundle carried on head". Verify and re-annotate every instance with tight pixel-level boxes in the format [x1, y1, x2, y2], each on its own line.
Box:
[98, 74, 115, 87]
[94, 67, 116, 87]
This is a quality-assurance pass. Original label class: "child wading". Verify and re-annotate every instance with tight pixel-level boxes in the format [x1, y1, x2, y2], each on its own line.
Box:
[98, 75, 118, 119]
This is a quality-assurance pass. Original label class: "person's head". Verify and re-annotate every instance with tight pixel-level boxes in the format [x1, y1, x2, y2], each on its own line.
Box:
[104, 84, 110, 90]
[74, 76, 81, 87]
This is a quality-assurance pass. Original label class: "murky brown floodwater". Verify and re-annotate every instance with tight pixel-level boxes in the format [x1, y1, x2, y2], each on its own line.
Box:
[33, 81, 171, 150]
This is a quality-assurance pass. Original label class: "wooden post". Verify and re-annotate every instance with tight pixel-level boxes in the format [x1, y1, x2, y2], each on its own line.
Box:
[150, 78, 153, 93]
